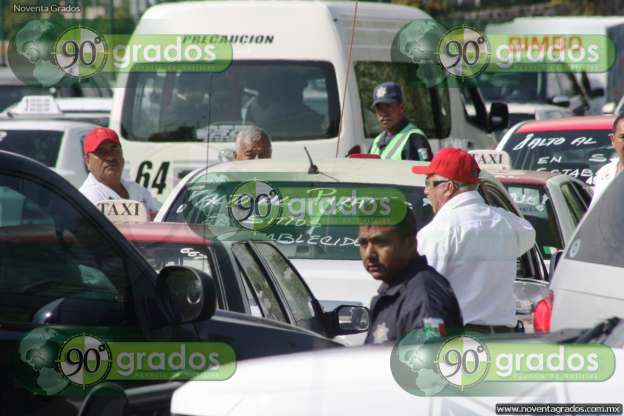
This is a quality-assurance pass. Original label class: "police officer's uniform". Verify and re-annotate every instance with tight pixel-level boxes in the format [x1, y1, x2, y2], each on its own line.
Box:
[368, 82, 433, 161]
[365, 255, 463, 345]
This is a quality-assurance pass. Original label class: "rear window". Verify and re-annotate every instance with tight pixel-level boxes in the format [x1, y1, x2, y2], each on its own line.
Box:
[121, 60, 340, 142]
[501, 129, 613, 185]
[0, 129, 63, 166]
[565, 172, 624, 267]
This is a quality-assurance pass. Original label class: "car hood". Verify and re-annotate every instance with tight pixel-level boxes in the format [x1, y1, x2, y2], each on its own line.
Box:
[290, 259, 378, 308]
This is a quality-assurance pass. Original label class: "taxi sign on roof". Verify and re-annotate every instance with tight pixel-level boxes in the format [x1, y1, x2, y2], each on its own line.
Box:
[469, 149, 512, 171]
[9, 95, 63, 116]
[96, 199, 149, 224]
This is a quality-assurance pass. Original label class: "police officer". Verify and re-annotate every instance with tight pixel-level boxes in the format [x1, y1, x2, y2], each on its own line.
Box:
[369, 82, 433, 161]
[358, 209, 462, 345]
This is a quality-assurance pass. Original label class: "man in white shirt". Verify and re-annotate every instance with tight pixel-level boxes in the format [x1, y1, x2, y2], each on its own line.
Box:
[79, 127, 161, 219]
[412, 148, 535, 332]
[592, 115, 624, 205]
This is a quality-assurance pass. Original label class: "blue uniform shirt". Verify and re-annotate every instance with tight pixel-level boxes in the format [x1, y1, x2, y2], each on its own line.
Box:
[365, 255, 463, 345]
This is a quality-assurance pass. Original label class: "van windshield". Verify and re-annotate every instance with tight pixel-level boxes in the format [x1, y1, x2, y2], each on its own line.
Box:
[121, 61, 340, 142]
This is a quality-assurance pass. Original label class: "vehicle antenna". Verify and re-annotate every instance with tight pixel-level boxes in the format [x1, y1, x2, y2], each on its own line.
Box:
[304, 147, 319, 174]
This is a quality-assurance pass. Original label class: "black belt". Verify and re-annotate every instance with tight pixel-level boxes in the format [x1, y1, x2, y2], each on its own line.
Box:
[464, 324, 518, 334]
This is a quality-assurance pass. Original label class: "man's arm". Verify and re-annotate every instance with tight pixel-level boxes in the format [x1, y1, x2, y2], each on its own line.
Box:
[499, 209, 536, 257]
[417, 224, 454, 277]
[402, 133, 433, 161]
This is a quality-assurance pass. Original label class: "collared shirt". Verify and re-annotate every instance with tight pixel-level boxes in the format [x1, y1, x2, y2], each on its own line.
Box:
[416, 191, 535, 326]
[369, 118, 433, 161]
[365, 255, 463, 345]
[79, 173, 162, 213]
[591, 159, 620, 206]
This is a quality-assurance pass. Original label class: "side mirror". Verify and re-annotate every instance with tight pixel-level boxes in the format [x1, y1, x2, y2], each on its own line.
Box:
[324, 305, 370, 337]
[590, 87, 605, 98]
[550, 95, 571, 107]
[157, 266, 216, 324]
[488, 101, 509, 132]
[602, 102, 616, 115]
[548, 250, 563, 279]
[219, 149, 235, 162]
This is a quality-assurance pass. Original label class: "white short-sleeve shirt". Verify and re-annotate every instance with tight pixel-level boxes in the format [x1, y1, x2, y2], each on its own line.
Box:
[79, 173, 162, 213]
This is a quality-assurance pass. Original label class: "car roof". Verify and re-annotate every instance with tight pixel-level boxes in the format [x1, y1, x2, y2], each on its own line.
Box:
[117, 222, 214, 245]
[493, 170, 557, 186]
[0, 119, 98, 130]
[206, 159, 431, 186]
[55, 97, 112, 112]
[515, 116, 616, 133]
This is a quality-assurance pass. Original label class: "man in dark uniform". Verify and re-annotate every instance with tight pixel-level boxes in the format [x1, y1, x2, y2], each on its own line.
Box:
[368, 82, 433, 161]
[358, 209, 462, 344]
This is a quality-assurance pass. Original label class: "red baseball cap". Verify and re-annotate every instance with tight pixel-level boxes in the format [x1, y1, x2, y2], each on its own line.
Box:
[83, 127, 120, 155]
[411, 147, 480, 184]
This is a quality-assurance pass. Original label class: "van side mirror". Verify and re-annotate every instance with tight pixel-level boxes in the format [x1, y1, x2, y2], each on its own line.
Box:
[489, 101, 508, 131]
[157, 266, 217, 323]
[324, 305, 370, 337]
[602, 102, 616, 115]
[550, 95, 571, 107]
[548, 250, 563, 279]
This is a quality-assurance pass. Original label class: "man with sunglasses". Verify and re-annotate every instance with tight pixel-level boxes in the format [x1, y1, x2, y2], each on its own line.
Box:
[413, 148, 535, 333]
[592, 115, 624, 205]
[79, 127, 161, 219]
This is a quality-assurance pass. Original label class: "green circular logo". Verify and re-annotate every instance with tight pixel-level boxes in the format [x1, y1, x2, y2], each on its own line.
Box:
[437, 27, 490, 78]
[53, 26, 107, 79]
[435, 335, 490, 390]
[56, 334, 112, 388]
[228, 180, 282, 231]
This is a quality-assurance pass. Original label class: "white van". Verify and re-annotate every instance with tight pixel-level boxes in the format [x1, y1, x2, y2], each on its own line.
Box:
[110, 1, 504, 201]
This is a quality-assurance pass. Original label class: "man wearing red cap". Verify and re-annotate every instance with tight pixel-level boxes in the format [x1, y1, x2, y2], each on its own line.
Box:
[79, 127, 161, 218]
[412, 148, 535, 333]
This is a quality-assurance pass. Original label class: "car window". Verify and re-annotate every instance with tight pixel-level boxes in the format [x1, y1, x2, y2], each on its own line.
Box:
[505, 184, 562, 259]
[560, 183, 586, 225]
[0, 175, 132, 325]
[254, 242, 322, 333]
[0, 130, 64, 167]
[231, 243, 287, 323]
[354, 61, 451, 139]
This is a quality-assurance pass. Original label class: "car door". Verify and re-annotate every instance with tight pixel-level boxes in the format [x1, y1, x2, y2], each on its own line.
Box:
[0, 168, 173, 414]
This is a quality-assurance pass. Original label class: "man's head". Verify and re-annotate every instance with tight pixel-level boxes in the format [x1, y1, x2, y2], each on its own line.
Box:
[234, 126, 272, 160]
[358, 209, 418, 284]
[412, 147, 480, 213]
[611, 115, 624, 163]
[83, 127, 124, 187]
[372, 82, 405, 133]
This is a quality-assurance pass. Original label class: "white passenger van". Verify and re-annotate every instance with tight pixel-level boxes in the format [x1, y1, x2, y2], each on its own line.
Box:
[110, 1, 504, 201]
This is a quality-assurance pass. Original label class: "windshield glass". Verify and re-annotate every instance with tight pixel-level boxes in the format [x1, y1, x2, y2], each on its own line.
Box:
[122, 61, 340, 143]
[501, 129, 614, 185]
[479, 72, 542, 103]
[131, 241, 214, 275]
[165, 175, 434, 260]
[504, 183, 561, 259]
[0, 129, 63, 166]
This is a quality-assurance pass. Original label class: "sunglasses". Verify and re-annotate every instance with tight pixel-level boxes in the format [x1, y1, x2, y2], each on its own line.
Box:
[425, 179, 450, 189]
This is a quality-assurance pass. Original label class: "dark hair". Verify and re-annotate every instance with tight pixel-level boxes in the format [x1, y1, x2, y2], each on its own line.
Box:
[613, 115, 624, 132]
[395, 206, 418, 240]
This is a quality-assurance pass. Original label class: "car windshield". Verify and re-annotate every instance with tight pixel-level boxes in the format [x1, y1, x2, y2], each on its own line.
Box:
[0, 129, 63, 166]
[0, 85, 53, 111]
[164, 174, 434, 260]
[121, 60, 340, 142]
[501, 129, 614, 185]
[479, 72, 542, 103]
[503, 183, 561, 259]
[130, 241, 214, 275]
